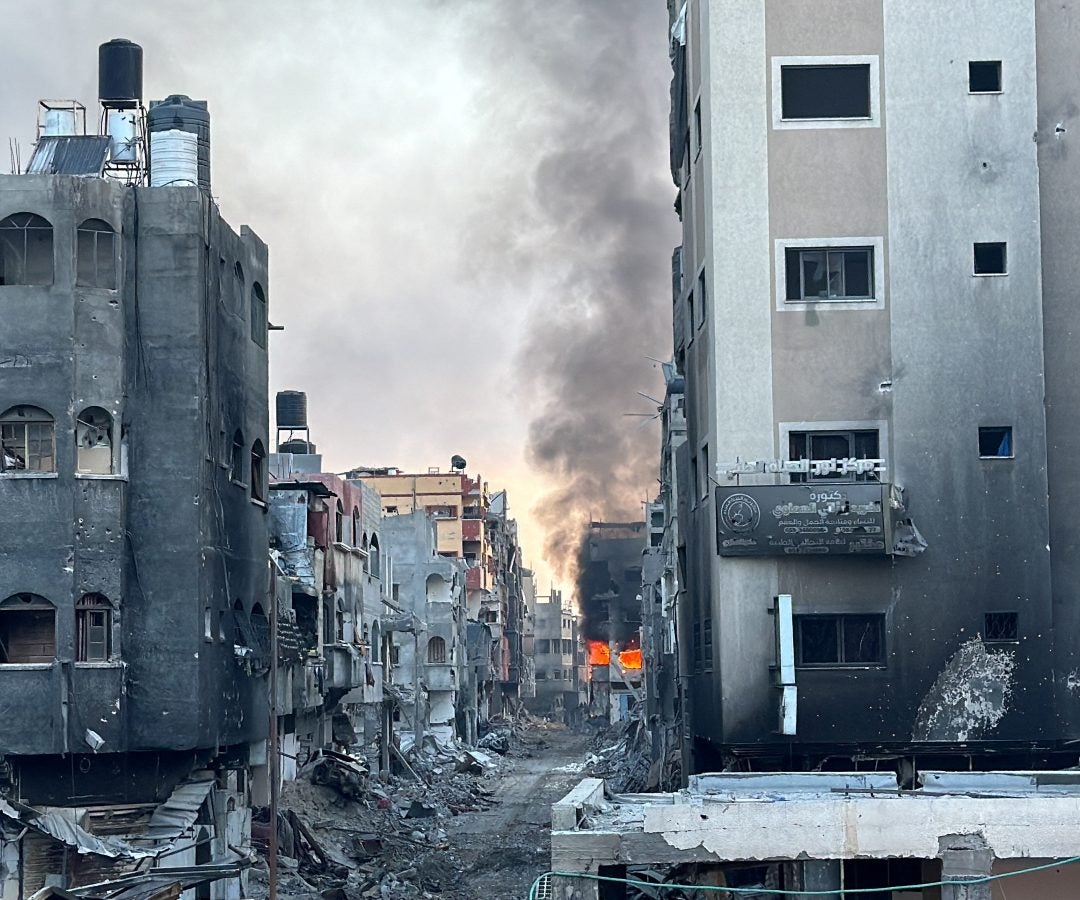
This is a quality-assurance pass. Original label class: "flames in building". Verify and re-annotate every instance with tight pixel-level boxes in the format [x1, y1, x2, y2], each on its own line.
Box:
[587, 638, 642, 671]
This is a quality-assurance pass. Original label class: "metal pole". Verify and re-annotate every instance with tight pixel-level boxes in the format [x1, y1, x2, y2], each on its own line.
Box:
[268, 559, 279, 900]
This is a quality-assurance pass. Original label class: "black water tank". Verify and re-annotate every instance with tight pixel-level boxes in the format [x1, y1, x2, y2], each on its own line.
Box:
[98, 39, 143, 109]
[279, 439, 316, 454]
[276, 391, 308, 429]
[148, 95, 210, 193]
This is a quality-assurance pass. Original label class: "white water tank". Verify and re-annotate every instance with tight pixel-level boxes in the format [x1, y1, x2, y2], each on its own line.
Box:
[107, 111, 137, 163]
[149, 129, 198, 187]
[42, 107, 78, 136]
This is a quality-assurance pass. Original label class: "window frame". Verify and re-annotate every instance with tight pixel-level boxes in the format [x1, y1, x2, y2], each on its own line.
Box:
[76, 219, 118, 290]
[0, 212, 55, 286]
[772, 56, 881, 130]
[427, 635, 447, 664]
[978, 426, 1014, 459]
[794, 613, 886, 669]
[984, 611, 1019, 644]
[776, 237, 886, 311]
[973, 242, 1008, 277]
[968, 60, 1003, 95]
[1, 405, 56, 474]
[76, 593, 113, 662]
[250, 282, 268, 348]
[779, 419, 889, 484]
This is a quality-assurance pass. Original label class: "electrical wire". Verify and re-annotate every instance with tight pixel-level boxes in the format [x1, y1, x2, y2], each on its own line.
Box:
[528, 856, 1080, 899]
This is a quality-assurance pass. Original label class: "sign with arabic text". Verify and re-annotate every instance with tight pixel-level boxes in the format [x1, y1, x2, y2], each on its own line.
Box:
[715, 483, 892, 557]
[717, 458, 886, 480]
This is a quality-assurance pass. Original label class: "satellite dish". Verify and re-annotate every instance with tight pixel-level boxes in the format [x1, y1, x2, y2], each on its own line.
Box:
[451, 455, 467, 471]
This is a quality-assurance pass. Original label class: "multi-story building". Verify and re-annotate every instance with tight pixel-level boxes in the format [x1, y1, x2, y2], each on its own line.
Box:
[0, 41, 266, 898]
[526, 590, 586, 720]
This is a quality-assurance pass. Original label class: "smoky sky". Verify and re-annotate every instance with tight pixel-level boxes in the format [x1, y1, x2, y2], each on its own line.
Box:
[1, 1, 678, 593]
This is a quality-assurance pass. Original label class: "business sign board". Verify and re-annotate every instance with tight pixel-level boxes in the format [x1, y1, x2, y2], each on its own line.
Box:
[715, 483, 892, 557]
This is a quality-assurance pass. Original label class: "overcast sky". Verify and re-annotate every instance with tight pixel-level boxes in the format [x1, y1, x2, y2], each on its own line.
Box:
[3, 1, 679, 594]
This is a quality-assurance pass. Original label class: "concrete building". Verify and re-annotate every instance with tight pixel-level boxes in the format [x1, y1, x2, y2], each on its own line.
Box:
[527, 590, 586, 721]
[0, 44, 267, 897]
[667, 0, 1080, 771]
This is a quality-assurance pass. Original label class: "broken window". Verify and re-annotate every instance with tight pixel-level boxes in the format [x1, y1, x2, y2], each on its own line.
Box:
[76, 407, 114, 474]
[427, 636, 447, 664]
[0, 213, 54, 286]
[76, 594, 112, 661]
[250, 439, 266, 502]
[352, 509, 360, 547]
[974, 242, 1007, 275]
[795, 614, 885, 667]
[1, 405, 56, 472]
[76, 219, 117, 290]
[250, 282, 267, 348]
[780, 64, 871, 120]
[370, 620, 381, 663]
[369, 534, 381, 579]
[233, 261, 244, 308]
[0, 593, 56, 664]
[788, 430, 880, 483]
[984, 611, 1019, 643]
[785, 247, 874, 301]
[969, 60, 1002, 93]
[335, 500, 344, 543]
[978, 426, 1013, 458]
[230, 429, 245, 484]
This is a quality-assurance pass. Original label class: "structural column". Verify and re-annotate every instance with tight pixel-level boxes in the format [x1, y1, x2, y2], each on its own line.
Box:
[939, 834, 993, 900]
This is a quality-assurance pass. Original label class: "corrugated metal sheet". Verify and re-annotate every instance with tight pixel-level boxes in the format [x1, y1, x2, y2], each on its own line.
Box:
[143, 777, 214, 841]
[26, 137, 109, 176]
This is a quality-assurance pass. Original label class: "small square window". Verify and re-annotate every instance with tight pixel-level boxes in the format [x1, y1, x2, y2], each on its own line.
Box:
[974, 242, 1007, 275]
[984, 612, 1018, 643]
[969, 61, 1002, 94]
[979, 426, 1013, 458]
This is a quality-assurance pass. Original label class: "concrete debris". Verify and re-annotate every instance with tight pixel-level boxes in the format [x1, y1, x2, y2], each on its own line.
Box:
[582, 717, 652, 793]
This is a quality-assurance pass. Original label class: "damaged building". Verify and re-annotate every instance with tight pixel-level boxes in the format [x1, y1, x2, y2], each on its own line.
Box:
[0, 41, 268, 898]
[525, 588, 587, 723]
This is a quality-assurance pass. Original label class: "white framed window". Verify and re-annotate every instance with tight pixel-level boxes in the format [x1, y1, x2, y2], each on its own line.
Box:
[771, 56, 880, 130]
[779, 419, 890, 482]
[775, 237, 885, 311]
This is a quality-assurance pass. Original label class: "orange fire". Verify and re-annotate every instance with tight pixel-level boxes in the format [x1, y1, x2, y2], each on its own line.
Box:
[587, 640, 611, 666]
[617, 648, 643, 670]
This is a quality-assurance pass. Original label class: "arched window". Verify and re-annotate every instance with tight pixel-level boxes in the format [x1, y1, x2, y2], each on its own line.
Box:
[369, 534, 381, 579]
[76, 593, 112, 661]
[230, 430, 244, 484]
[335, 500, 344, 543]
[425, 574, 450, 603]
[427, 635, 446, 664]
[233, 261, 244, 306]
[1, 405, 55, 472]
[351, 509, 360, 548]
[250, 283, 267, 348]
[370, 619, 381, 663]
[76, 219, 117, 289]
[0, 213, 53, 285]
[76, 407, 114, 474]
[250, 439, 266, 502]
[0, 593, 55, 663]
[361, 533, 369, 573]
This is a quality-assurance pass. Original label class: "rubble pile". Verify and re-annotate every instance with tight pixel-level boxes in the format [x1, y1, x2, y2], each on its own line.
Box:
[582, 717, 651, 793]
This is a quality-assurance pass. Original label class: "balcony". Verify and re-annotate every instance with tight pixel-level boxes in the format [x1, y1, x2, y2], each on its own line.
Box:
[324, 644, 362, 690]
[714, 482, 906, 557]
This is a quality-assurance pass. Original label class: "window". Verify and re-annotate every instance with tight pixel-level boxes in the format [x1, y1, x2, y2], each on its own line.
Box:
[686, 290, 695, 342]
[76, 219, 117, 289]
[335, 500, 344, 543]
[701, 444, 710, 500]
[536, 639, 550, 654]
[230, 430, 245, 484]
[369, 534, 381, 579]
[250, 440, 266, 501]
[795, 614, 885, 667]
[788, 430, 880, 483]
[250, 283, 267, 348]
[690, 454, 699, 507]
[250, 603, 270, 655]
[969, 61, 1002, 94]
[233, 261, 244, 308]
[785, 247, 874, 302]
[427, 636, 447, 664]
[978, 426, 1013, 458]
[974, 242, 1007, 275]
[535, 670, 547, 680]
[697, 269, 707, 327]
[76, 407, 114, 474]
[552, 669, 562, 681]
[562, 639, 573, 654]
[984, 612, 1018, 644]
[370, 620, 381, 663]
[0, 213, 53, 285]
[233, 599, 246, 647]
[693, 98, 702, 159]
[0, 594, 56, 663]
[780, 64, 871, 120]
[390, 644, 401, 666]
[352, 509, 360, 547]
[1, 405, 55, 473]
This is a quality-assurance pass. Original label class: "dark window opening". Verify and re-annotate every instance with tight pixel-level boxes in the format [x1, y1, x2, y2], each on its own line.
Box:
[978, 426, 1013, 458]
[0, 213, 54, 286]
[781, 64, 871, 120]
[370, 621, 381, 663]
[352, 509, 360, 547]
[250, 603, 270, 658]
[428, 636, 447, 664]
[697, 269, 707, 327]
[250, 440, 266, 501]
[984, 611, 1019, 643]
[76, 219, 117, 290]
[390, 644, 400, 666]
[335, 500, 344, 543]
[0, 594, 56, 664]
[795, 614, 885, 667]
[785, 247, 874, 301]
[232, 600, 246, 647]
[974, 242, 1007, 275]
[76, 407, 114, 474]
[969, 61, 1002, 93]
[686, 291, 695, 341]
[230, 430, 245, 484]
[1, 405, 56, 472]
[369, 534, 381, 579]
[788, 430, 880, 483]
[76, 593, 112, 662]
[535, 670, 547, 680]
[250, 283, 267, 348]
[693, 99, 702, 158]
[233, 261, 244, 308]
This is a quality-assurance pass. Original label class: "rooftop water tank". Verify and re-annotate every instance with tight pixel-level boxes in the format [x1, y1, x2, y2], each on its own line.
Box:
[276, 391, 308, 429]
[107, 111, 137, 163]
[148, 95, 210, 193]
[149, 130, 198, 187]
[278, 439, 316, 455]
[98, 39, 143, 109]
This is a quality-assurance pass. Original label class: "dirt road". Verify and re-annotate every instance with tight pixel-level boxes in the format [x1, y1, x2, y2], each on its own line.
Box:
[446, 725, 592, 900]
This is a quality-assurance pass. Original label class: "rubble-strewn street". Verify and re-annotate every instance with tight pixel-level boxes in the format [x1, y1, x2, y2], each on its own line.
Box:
[246, 721, 589, 900]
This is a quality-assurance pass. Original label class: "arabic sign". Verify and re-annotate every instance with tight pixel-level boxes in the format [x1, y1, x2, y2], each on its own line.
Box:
[717, 458, 887, 480]
[715, 483, 892, 557]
